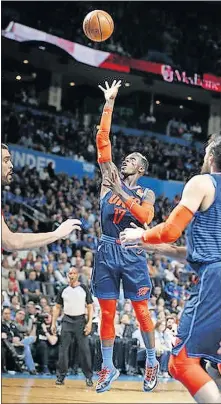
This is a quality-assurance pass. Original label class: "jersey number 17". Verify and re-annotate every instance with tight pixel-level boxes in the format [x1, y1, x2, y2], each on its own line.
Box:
[113, 208, 126, 225]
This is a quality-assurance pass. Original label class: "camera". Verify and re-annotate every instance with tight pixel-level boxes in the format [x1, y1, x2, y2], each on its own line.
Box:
[36, 312, 49, 323]
[35, 313, 49, 331]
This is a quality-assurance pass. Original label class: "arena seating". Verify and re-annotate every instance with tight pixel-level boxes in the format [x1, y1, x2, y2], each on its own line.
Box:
[2, 101, 204, 182]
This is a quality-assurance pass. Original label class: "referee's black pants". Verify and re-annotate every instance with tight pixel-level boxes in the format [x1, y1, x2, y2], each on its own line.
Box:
[57, 315, 93, 379]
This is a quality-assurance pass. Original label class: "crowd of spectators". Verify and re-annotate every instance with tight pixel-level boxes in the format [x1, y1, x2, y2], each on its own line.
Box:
[2, 100, 204, 182]
[2, 162, 197, 376]
[2, 2, 221, 75]
[139, 114, 204, 141]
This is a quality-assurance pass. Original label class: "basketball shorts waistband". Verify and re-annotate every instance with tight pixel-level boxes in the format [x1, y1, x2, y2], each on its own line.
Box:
[100, 234, 121, 244]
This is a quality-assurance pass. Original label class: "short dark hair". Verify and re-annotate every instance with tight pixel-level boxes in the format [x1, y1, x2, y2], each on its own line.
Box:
[1, 143, 9, 150]
[209, 135, 221, 171]
[2, 307, 11, 313]
[134, 152, 149, 172]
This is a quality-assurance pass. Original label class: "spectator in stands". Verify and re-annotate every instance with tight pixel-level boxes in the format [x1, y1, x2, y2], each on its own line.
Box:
[54, 262, 68, 286]
[39, 296, 49, 309]
[22, 270, 41, 303]
[21, 252, 35, 271]
[2, 280, 20, 304]
[10, 295, 22, 319]
[34, 262, 45, 283]
[14, 309, 33, 337]
[34, 313, 58, 374]
[164, 317, 177, 351]
[155, 320, 171, 377]
[25, 301, 36, 326]
[2, 307, 23, 372]
[2, 307, 36, 374]
[191, 122, 202, 138]
[59, 253, 71, 275]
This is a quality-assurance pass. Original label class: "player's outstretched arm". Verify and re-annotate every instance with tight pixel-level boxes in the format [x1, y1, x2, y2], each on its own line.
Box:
[96, 80, 121, 185]
[2, 216, 81, 251]
[120, 175, 208, 245]
[146, 244, 187, 261]
[121, 223, 187, 261]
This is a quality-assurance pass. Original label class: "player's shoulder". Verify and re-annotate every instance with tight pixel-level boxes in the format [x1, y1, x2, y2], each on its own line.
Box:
[140, 187, 155, 204]
[186, 174, 215, 188]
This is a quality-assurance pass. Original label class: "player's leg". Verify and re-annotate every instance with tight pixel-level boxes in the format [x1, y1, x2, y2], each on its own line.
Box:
[169, 347, 221, 403]
[96, 298, 120, 392]
[169, 263, 221, 402]
[132, 299, 159, 391]
[99, 298, 117, 370]
[91, 242, 120, 392]
[122, 250, 158, 392]
[206, 361, 221, 390]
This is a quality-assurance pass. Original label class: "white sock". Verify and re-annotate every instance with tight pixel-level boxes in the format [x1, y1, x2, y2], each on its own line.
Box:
[194, 380, 221, 403]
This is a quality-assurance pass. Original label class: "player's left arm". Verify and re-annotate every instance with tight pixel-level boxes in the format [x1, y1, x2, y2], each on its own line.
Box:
[141, 175, 206, 243]
[123, 188, 155, 225]
[103, 169, 155, 225]
[120, 175, 207, 245]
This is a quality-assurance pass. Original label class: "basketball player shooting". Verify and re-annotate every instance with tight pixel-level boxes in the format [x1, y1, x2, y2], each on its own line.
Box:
[1, 143, 81, 250]
[92, 80, 159, 393]
[120, 135, 221, 403]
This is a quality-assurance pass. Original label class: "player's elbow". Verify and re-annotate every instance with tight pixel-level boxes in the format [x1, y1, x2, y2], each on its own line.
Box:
[2, 236, 15, 251]
[2, 233, 22, 251]
[96, 130, 110, 146]
[146, 210, 154, 225]
[142, 208, 154, 225]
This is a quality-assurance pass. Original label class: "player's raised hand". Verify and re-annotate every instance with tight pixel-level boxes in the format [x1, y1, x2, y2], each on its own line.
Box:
[103, 167, 122, 194]
[120, 223, 145, 245]
[54, 219, 81, 239]
[98, 80, 122, 101]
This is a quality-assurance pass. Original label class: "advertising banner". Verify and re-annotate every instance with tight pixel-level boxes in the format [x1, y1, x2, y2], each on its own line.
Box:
[9, 144, 95, 179]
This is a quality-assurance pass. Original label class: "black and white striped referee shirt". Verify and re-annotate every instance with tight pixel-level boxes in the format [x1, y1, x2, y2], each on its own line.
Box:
[56, 284, 93, 319]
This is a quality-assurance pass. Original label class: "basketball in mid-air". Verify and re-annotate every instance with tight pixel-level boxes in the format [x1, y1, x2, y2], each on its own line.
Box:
[83, 10, 114, 42]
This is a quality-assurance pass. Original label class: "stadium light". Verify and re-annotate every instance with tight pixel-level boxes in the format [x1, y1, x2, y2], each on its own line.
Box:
[16, 75, 21, 81]
[69, 82, 75, 86]
[156, 100, 160, 105]
[179, 105, 184, 109]
[23, 60, 29, 64]
[187, 96, 192, 100]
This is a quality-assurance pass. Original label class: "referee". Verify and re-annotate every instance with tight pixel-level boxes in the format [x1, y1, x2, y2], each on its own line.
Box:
[52, 267, 93, 386]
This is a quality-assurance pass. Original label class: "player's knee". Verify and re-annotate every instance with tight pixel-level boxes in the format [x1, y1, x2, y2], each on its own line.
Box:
[101, 308, 115, 323]
[100, 309, 115, 340]
[169, 349, 212, 396]
[132, 300, 154, 332]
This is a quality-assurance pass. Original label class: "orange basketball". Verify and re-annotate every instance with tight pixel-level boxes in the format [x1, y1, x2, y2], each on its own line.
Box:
[83, 10, 114, 42]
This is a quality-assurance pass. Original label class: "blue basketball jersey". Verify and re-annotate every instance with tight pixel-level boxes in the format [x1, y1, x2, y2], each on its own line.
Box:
[186, 173, 221, 266]
[100, 182, 150, 238]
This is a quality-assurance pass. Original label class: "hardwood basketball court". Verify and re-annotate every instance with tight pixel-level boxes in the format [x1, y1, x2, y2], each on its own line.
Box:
[2, 376, 194, 403]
